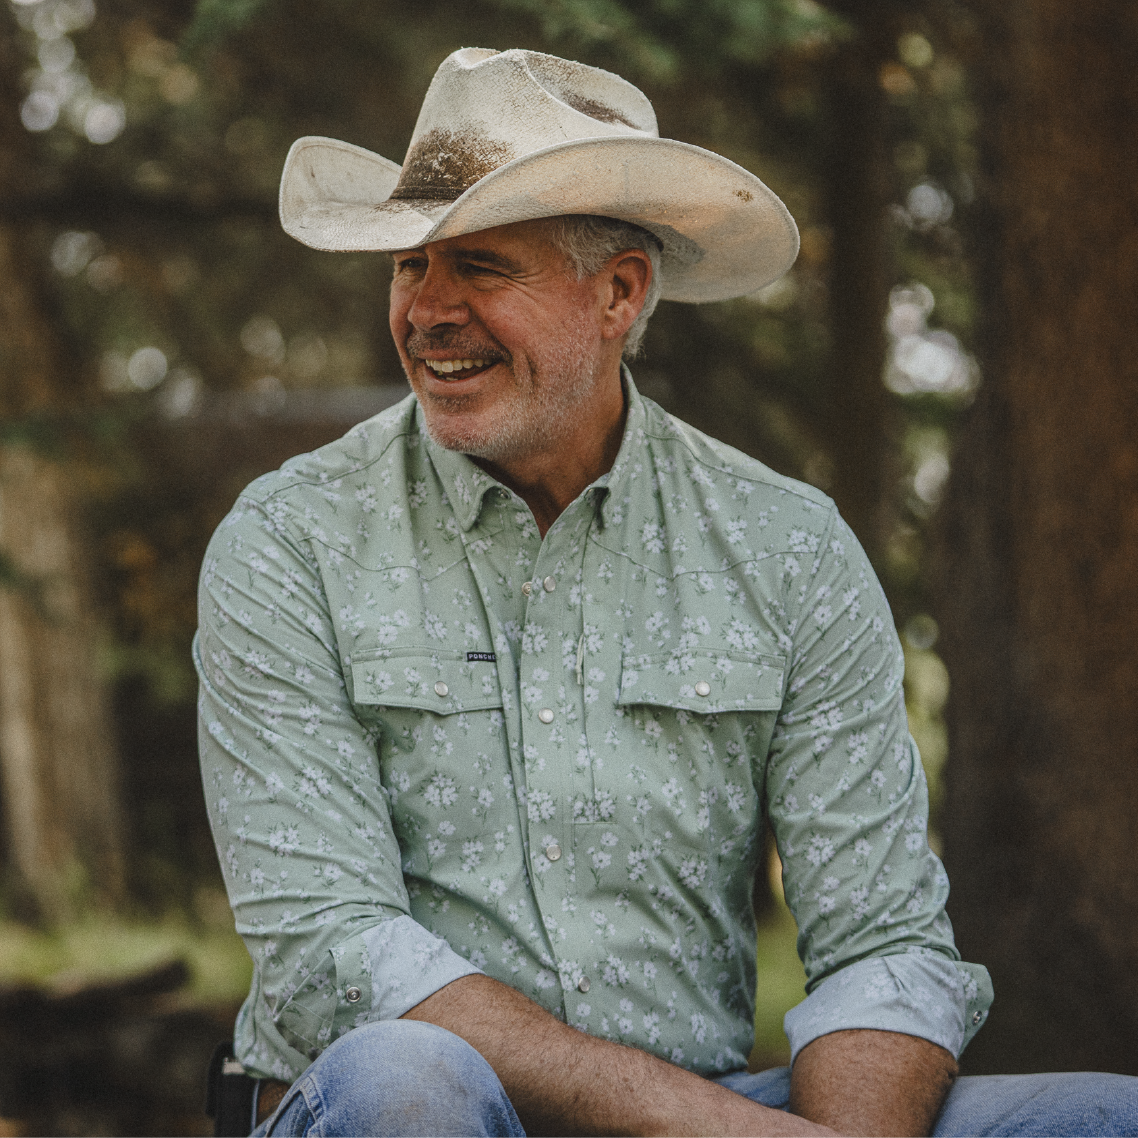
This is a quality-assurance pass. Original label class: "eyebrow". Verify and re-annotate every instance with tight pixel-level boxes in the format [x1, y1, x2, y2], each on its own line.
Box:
[446, 246, 525, 272]
[393, 245, 528, 275]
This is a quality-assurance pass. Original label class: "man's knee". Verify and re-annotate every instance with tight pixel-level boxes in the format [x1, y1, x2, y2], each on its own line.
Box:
[935, 1071, 1138, 1137]
[295, 1020, 522, 1137]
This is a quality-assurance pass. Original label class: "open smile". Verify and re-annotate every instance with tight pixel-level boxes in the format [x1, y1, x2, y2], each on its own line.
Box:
[420, 357, 497, 381]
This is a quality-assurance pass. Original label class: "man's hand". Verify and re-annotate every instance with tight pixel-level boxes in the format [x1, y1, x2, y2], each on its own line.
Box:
[790, 1029, 957, 1137]
[403, 973, 835, 1137]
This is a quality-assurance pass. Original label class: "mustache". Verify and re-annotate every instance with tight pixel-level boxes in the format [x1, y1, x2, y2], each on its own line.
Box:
[405, 330, 509, 362]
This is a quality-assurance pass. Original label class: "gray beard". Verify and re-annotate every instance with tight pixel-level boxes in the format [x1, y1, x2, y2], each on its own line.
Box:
[410, 313, 603, 464]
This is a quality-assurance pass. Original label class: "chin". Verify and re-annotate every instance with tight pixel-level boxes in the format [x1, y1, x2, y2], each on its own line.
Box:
[422, 406, 547, 464]
[420, 408, 504, 457]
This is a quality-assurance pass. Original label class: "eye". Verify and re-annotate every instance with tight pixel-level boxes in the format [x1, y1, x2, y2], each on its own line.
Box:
[393, 255, 427, 276]
[460, 260, 500, 277]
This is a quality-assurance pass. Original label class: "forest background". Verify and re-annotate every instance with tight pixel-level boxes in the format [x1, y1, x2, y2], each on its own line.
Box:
[1, 0, 1136, 1133]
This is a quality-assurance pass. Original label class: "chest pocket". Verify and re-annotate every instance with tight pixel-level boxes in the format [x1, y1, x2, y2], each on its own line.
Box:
[350, 647, 504, 716]
[605, 649, 785, 857]
[616, 649, 786, 714]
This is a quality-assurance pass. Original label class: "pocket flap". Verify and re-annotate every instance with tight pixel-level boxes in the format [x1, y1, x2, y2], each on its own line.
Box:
[617, 649, 785, 713]
[350, 647, 503, 712]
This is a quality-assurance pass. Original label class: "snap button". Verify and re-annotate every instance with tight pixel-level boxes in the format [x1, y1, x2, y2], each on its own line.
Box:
[545, 843, 562, 862]
[542, 576, 556, 592]
[538, 708, 554, 724]
[972, 1010, 984, 1025]
[434, 681, 449, 697]
[521, 581, 533, 596]
[345, 986, 362, 1003]
[577, 976, 590, 993]
[694, 681, 711, 697]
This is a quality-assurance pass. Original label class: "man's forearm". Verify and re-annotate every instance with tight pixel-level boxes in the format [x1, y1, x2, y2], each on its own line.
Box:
[403, 973, 834, 1137]
[790, 1029, 957, 1137]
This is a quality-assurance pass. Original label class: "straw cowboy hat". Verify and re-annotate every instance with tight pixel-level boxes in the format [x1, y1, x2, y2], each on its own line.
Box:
[279, 47, 799, 304]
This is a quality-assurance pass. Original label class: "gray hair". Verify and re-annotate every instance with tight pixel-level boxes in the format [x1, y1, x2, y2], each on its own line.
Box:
[547, 215, 663, 359]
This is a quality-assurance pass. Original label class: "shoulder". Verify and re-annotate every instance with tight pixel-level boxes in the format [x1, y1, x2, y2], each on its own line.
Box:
[638, 395, 837, 531]
[204, 392, 425, 566]
[237, 392, 421, 511]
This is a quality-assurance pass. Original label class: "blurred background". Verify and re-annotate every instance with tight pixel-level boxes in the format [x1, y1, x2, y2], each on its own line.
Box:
[0, 0, 1136, 1132]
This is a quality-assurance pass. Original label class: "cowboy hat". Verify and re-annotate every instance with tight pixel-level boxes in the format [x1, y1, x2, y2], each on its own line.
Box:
[279, 47, 799, 303]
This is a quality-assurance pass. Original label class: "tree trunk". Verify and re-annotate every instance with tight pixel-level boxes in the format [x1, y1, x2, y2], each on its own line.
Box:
[819, 12, 896, 560]
[0, 223, 126, 921]
[936, 0, 1138, 1074]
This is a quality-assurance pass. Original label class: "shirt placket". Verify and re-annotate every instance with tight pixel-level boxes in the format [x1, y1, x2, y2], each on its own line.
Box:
[469, 495, 600, 1006]
[524, 507, 597, 999]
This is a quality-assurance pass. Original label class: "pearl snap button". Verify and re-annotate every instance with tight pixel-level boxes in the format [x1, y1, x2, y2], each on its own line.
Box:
[546, 843, 562, 861]
[538, 708, 554, 724]
[577, 977, 590, 993]
[542, 576, 556, 592]
[434, 681, 449, 697]
[345, 986, 362, 1003]
[521, 581, 533, 596]
[694, 681, 711, 697]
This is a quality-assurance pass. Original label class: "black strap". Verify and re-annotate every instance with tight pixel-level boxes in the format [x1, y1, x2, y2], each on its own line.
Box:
[206, 1040, 258, 1137]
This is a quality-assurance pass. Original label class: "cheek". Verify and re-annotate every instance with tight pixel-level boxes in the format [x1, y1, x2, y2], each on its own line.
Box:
[388, 286, 412, 348]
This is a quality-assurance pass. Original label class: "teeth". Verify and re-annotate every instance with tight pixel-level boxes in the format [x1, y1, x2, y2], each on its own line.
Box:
[425, 358, 487, 375]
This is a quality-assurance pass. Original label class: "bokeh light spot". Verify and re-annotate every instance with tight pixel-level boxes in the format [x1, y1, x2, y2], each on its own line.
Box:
[20, 90, 60, 132]
[241, 315, 286, 363]
[37, 35, 76, 73]
[898, 33, 934, 70]
[83, 100, 125, 144]
[51, 230, 101, 276]
[127, 347, 169, 390]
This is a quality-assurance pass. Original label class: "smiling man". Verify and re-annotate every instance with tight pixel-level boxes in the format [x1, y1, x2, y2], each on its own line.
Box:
[197, 47, 1138, 1138]
[392, 218, 641, 532]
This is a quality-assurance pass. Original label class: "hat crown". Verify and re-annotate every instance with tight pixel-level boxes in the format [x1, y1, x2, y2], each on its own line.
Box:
[391, 47, 659, 202]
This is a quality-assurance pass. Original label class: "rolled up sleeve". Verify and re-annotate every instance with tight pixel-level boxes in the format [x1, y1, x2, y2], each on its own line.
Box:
[764, 507, 992, 1061]
[783, 949, 991, 1062]
[196, 489, 480, 1080]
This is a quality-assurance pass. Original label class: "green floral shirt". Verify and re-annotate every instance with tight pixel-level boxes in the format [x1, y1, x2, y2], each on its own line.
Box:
[196, 370, 991, 1082]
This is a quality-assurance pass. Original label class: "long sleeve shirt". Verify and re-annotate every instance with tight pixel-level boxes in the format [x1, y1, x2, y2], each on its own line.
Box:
[196, 369, 992, 1082]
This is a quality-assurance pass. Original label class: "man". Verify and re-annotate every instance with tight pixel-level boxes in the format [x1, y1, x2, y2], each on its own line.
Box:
[197, 47, 1138, 1136]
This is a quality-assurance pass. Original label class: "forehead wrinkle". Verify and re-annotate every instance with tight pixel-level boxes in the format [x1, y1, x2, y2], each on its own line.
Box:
[444, 245, 527, 272]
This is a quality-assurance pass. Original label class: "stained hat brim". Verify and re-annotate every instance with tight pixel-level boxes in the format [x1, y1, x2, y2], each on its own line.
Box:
[280, 135, 798, 303]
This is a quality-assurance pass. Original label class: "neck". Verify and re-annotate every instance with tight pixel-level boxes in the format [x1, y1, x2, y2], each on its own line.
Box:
[473, 370, 627, 537]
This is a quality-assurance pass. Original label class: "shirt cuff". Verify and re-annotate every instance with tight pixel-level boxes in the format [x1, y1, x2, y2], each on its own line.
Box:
[274, 915, 483, 1060]
[783, 950, 987, 1064]
[358, 914, 484, 1020]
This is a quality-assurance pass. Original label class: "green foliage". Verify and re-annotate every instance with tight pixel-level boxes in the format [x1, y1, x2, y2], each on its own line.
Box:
[478, 0, 849, 80]
[752, 885, 807, 1064]
[0, 909, 252, 1003]
[184, 0, 848, 74]
[183, 0, 273, 51]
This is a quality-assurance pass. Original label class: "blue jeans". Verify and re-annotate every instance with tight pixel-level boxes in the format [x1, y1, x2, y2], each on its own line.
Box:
[253, 1021, 1138, 1136]
[718, 1067, 1138, 1137]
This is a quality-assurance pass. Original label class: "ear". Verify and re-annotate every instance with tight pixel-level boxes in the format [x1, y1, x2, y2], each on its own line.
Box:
[599, 249, 652, 343]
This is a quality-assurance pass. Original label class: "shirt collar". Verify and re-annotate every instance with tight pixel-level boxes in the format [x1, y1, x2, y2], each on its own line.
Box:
[419, 364, 650, 533]
[418, 405, 504, 532]
[589, 364, 648, 531]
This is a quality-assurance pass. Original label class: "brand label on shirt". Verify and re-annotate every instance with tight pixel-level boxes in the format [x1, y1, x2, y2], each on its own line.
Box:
[467, 651, 497, 662]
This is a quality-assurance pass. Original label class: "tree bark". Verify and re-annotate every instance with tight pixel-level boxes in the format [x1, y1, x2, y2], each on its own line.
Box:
[0, 224, 126, 921]
[819, 14, 897, 561]
[936, 0, 1138, 1073]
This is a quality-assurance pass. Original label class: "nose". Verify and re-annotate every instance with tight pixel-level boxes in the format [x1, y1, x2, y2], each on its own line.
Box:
[407, 258, 469, 332]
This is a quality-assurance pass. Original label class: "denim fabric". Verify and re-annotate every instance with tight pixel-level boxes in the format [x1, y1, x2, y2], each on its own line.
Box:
[715, 1066, 1138, 1136]
[251, 1018, 1138, 1137]
[251, 1020, 523, 1137]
